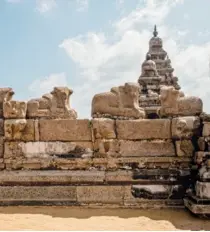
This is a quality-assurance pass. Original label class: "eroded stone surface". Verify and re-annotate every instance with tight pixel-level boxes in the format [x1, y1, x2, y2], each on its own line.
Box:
[0, 88, 14, 118]
[92, 83, 145, 119]
[119, 140, 175, 157]
[93, 139, 120, 158]
[92, 119, 116, 139]
[159, 86, 203, 117]
[196, 181, 210, 199]
[4, 141, 93, 159]
[4, 119, 35, 141]
[77, 186, 124, 204]
[0, 119, 3, 136]
[203, 122, 210, 137]
[0, 137, 4, 158]
[172, 116, 200, 139]
[39, 119, 92, 141]
[3, 101, 27, 119]
[175, 140, 194, 157]
[116, 119, 171, 140]
[27, 87, 77, 119]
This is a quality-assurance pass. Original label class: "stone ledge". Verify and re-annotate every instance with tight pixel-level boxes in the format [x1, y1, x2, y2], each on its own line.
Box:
[184, 197, 210, 216]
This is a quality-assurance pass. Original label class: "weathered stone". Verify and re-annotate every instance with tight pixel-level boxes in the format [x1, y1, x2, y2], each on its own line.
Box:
[39, 119, 92, 141]
[184, 197, 210, 215]
[195, 151, 210, 165]
[0, 186, 77, 201]
[3, 101, 27, 119]
[172, 116, 200, 139]
[116, 119, 171, 140]
[105, 170, 133, 182]
[203, 122, 210, 137]
[77, 186, 124, 204]
[197, 137, 206, 151]
[119, 140, 175, 157]
[175, 140, 194, 157]
[92, 83, 145, 119]
[158, 86, 203, 117]
[0, 137, 4, 158]
[34, 119, 39, 141]
[4, 119, 35, 141]
[0, 119, 3, 136]
[92, 119, 116, 139]
[196, 181, 210, 199]
[0, 88, 14, 118]
[27, 87, 77, 119]
[94, 139, 119, 157]
[4, 141, 93, 159]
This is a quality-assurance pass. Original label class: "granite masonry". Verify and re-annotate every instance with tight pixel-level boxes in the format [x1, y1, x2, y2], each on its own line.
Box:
[0, 26, 208, 217]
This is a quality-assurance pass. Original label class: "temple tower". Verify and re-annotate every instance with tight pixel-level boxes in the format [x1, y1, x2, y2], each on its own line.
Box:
[138, 25, 181, 118]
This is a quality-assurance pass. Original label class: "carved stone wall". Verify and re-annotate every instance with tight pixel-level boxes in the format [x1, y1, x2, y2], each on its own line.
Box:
[0, 85, 208, 214]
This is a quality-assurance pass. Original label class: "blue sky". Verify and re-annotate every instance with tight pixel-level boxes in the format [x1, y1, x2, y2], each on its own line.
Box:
[1, 0, 210, 118]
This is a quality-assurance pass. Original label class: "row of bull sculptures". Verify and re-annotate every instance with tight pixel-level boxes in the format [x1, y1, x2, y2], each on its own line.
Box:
[0, 83, 203, 120]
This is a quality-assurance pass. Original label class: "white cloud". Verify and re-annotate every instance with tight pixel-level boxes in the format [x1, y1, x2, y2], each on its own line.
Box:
[6, 0, 22, 3]
[35, 0, 56, 13]
[28, 73, 68, 97]
[29, 0, 210, 118]
[76, 0, 88, 12]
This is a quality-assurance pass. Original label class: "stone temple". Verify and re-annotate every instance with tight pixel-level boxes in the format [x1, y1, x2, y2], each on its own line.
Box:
[0, 26, 209, 217]
[138, 25, 181, 119]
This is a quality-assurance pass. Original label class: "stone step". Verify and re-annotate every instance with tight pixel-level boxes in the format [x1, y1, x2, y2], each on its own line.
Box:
[184, 197, 210, 216]
[0, 170, 190, 186]
[0, 185, 184, 208]
[131, 184, 186, 199]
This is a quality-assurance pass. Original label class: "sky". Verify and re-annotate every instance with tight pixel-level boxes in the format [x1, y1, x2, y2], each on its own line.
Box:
[1, 0, 210, 118]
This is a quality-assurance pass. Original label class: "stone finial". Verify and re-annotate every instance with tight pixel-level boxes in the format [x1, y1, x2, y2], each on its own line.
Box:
[92, 82, 145, 119]
[153, 25, 158, 37]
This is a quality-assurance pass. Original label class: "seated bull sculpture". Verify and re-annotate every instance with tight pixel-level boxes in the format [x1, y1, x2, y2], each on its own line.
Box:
[92, 82, 145, 119]
[0, 88, 15, 117]
[158, 86, 203, 117]
[27, 87, 77, 119]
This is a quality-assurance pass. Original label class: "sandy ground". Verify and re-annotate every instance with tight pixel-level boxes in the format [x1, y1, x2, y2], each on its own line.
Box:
[0, 207, 209, 231]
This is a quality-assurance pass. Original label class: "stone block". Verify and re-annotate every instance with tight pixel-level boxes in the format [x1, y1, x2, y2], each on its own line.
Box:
[3, 100, 27, 119]
[105, 170, 133, 182]
[175, 140, 194, 157]
[172, 116, 200, 139]
[92, 119, 116, 139]
[77, 186, 124, 204]
[0, 186, 77, 201]
[119, 140, 175, 157]
[116, 119, 171, 140]
[0, 119, 3, 136]
[4, 141, 93, 159]
[203, 122, 210, 137]
[197, 137, 206, 151]
[34, 119, 39, 141]
[93, 139, 119, 157]
[196, 181, 210, 199]
[4, 119, 35, 141]
[195, 151, 210, 165]
[39, 119, 92, 141]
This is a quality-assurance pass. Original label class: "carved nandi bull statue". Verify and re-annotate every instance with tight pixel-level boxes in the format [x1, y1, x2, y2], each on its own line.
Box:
[92, 82, 145, 119]
[27, 87, 77, 119]
[158, 86, 203, 117]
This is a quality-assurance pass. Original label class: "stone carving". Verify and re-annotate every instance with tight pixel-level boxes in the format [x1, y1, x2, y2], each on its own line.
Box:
[92, 83, 145, 119]
[158, 86, 203, 117]
[172, 116, 200, 139]
[0, 88, 14, 117]
[27, 87, 77, 119]
[4, 119, 27, 140]
[3, 101, 27, 119]
[140, 54, 159, 78]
